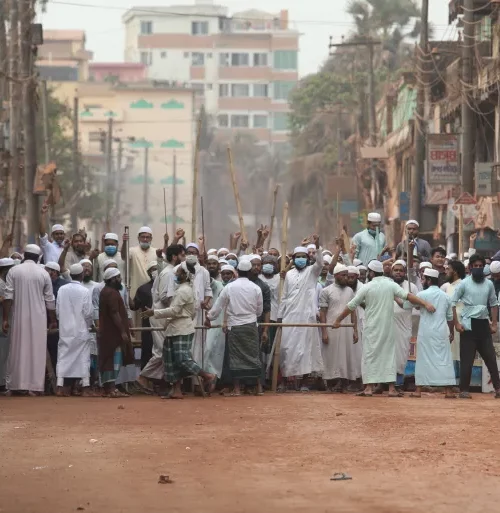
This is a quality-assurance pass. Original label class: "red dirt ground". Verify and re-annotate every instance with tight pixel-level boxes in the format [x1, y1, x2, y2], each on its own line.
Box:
[0, 392, 499, 513]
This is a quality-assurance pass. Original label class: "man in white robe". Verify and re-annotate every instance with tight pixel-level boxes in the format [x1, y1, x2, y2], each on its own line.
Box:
[80, 258, 98, 386]
[56, 263, 93, 396]
[346, 265, 364, 386]
[278, 240, 324, 390]
[334, 259, 436, 397]
[319, 264, 357, 392]
[3, 244, 56, 395]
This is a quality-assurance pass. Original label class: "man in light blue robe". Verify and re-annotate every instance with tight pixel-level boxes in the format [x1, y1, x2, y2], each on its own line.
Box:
[410, 268, 456, 398]
[350, 212, 386, 265]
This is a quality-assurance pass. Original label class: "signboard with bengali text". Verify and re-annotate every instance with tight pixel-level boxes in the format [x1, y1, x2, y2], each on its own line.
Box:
[427, 134, 460, 185]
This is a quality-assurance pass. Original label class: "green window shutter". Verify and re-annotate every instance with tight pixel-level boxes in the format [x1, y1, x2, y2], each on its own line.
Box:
[273, 51, 297, 70]
[272, 112, 289, 131]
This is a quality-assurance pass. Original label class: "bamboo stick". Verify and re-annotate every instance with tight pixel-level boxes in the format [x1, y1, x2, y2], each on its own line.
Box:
[128, 323, 355, 332]
[458, 204, 464, 260]
[266, 184, 280, 250]
[227, 146, 247, 242]
[191, 116, 202, 242]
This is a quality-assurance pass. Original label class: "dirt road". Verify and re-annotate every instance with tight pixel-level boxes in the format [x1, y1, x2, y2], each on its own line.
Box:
[0, 393, 498, 513]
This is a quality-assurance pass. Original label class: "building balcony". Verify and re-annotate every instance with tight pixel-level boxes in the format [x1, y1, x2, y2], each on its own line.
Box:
[448, 0, 498, 23]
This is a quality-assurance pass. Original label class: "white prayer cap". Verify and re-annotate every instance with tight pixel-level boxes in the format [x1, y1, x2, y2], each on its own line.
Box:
[423, 268, 439, 279]
[146, 260, 158, 271]
[392, 259, 407, 269]
[405, 220, 419, 227]
[79, 258, 92, 266]
[464, 259, 469, 268]
[38, 263, 45, 269]
[238, 260, 252, 271]
[226, 253, 238, 259]
[221, 264, 236, 274]
[69, 263, 83, 275]
[207, 248, 217, 255]
[419, 262, 432, 270]
[333, 263, 348, 275]
[207, 255, 219, 262]
[464, 252, 469, 259]
[218, 258, 228, 265]
[293, 246, 308, 255]
[217, 247, 229, 255]
[24, 244, 41, 255]
[323, 255, 333, 265]
[186, 242, 200, 252]
[368, 260, 383, 273]
[347, 265, 359, 275]
[103, 259, 117, 269]
[322, 250, 333, 256]
[51, 224, 64, 233]
[357, 265, 367, 271]
[104, 232, 119, 242]
[103, 267, 120, 280]
[138, 226, 153, 236]
[449, 253, 457, 259]
[263, 251, 269, 256]
[353, 258, 362, 267]
[0, 258, 14, 267]
[306, 244, 317, 250]
[249, 254, 261, 262]
[490, 261, 500, 274]
[367, 212, 381, 222]
[45, 261, 60, 272]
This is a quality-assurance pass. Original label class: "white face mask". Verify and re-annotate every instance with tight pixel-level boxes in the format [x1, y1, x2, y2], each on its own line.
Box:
[186, 255, 198, 266]
[151, 270, 158, 280]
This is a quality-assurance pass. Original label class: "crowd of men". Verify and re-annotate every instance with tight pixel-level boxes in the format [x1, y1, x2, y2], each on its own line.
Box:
[0, 206, 499, 400]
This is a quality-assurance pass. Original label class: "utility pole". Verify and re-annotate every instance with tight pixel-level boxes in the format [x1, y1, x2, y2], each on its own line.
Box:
[114, 138, 123, 223]
[143, 146, 149, 224]
[20, 0, 37, 243]
[0, 2, 7, 105]
[411, 0, 429, 220]
[172, 150, 177, 233]
[71, 96, 79, 230]
[105, 116, 113, 231]
[461, 0, 475, 194]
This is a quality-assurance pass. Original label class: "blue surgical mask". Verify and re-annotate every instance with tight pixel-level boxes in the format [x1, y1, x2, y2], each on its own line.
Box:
[140, 242, 151, 250]
[227, 259, 237, 268]
[104, 245, 117, 256]
[262, 264, 274, 275]
[368, 228, 377, 236]
[295, 257, 307, 269]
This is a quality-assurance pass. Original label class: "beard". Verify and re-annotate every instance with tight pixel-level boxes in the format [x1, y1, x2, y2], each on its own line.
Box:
[83, 275, 92, 283]
[471, 275, 485, 283]
[209, 269, 218, 279]
[110, 281, 123, 291]
[423, 282, 430, 290]
[393, 276, 405, 284]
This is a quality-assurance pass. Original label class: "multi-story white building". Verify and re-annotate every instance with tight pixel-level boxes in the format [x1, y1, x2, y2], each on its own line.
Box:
[122, 1, 299, 149]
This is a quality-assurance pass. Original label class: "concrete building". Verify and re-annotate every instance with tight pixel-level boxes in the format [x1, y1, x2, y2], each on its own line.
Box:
[122, 1, 299, 148]
[89, 62, 148, 83]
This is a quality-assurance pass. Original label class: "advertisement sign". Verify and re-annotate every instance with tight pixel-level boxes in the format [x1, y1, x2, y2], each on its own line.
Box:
[475, 162, 494, 196]
[427, 134, 460, 185]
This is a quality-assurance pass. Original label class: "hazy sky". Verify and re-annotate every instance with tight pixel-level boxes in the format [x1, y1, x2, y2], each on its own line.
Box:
[40, 0, 452, 77]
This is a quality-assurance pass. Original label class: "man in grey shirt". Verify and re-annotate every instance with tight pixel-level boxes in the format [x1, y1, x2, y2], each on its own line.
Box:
[395, 220, 432, 261]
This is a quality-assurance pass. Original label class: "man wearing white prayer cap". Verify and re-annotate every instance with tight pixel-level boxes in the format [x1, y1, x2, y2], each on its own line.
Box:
[395, 219, 432, 262]
[319, 255, 333, 288]
[334, 255, 436, 397]
[351, 212, 386, 265]
[95, 232, 125, 283]
[356, 264, 367, 283]
[278, 235, 324, 390]
[490, 260, 500, 297]
[306, 243, 317, 263]
[217, 247, 229, 258]
[409, 267, 456, 398]
[0, 257, 15, 389]
[55, 259, 93, 396]
[39, 202, 66, 264]
[319, 261, 358, 392]
[207, 248, 217, 256]
[3, 242, 56, 395]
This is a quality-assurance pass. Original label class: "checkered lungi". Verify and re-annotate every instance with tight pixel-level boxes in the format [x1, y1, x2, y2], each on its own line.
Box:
[163, 333, 201, 383]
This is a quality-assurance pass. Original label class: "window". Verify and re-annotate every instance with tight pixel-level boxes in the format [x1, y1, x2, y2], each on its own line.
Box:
[231, 53, 249, 66]
[253, 114, 268, 128]
[140, 51, 152, 66]
[184, 52, 190, 58]
[220, 52, 229, 67]
[253, 84, 268, 97]
[231, 84, 250, 97]
[273, 50, 298, 70]
[219, 84, 229, 97]
[231, 114, 249, 128]
[253, 53, 268, 66]
[140, 21, 153, 35]
[207, 53, 213, 59]
[191, 52, 205, 66]
[161, 51, 167, 59]
[217, 114, 229, 127]
[273, 81, 296, 100]
[192, 21, 209, 35]
[272, 112, 289, 131]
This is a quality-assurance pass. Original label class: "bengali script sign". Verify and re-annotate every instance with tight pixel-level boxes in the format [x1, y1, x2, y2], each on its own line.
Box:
[427, 134, 460, 185]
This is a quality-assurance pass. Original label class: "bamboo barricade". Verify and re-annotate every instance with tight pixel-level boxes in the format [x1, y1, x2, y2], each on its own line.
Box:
[227, 146, 247, 243]
[126, 323, 355, 332]
[124, 225, 130, 290]
[191, 116, 202, 242]
[266, 185, 280, 251]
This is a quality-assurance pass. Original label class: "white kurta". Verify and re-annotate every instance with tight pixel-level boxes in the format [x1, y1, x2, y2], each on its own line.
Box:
[56, 281, 93, 383]
[81, 280, 98, 355]
[347, 276, 408, 384]
[393, 280, 418, 375]
[351, 281, 364, 379]
[278, 251, 324, 377]
[5, 260, 55, 392]
[203, 279, 225, 377]
[319, 283, 356, 380]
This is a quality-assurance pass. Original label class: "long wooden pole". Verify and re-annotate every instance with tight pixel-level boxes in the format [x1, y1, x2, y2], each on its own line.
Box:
[191, 116, 202, 242]
[266, 184, 279, 250]
[458, 204, 464, 259]
[271, 202, 288, 392]
[227, 146, 247, 242]
[124, 225, 130, 290]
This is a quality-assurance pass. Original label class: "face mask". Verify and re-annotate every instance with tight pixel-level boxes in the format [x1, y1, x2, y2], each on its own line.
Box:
[262, 264, 274, 275]
[186, 255, 198, 266]
[368, 228, 377, 236]
[151, 270, 158, 280]
[227, 259, 237, 268]
[471, 268, 484, 281]
[295, 258, 307, 269]
[104, 245, 117, 256]
[140, 242, 151, 250]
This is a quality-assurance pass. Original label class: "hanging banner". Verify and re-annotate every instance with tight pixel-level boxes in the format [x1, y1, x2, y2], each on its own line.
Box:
[427, 134, 460, 185]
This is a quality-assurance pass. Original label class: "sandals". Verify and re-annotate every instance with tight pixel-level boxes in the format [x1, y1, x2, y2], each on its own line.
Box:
[356, 391, 373, 397]
[458, 392, 472, 399]
[103, 389, 130, 398]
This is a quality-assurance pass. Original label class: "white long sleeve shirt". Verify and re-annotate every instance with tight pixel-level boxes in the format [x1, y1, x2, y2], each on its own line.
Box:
[207, 277, 263, 328]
